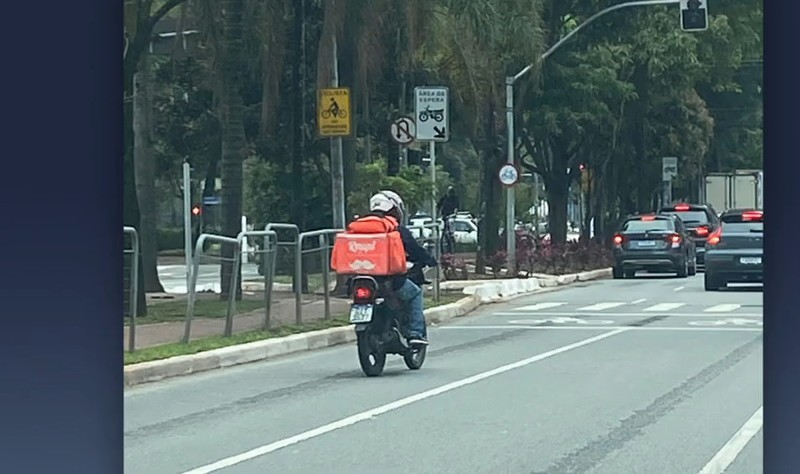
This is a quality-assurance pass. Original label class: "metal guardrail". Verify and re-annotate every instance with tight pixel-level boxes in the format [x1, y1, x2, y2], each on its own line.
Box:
[265, 223, 300, 291]
[295, 229, 342, 324]
[183, 233, 241, 343]
[124, 226, 140, 352]
[233, 230, 278, 329]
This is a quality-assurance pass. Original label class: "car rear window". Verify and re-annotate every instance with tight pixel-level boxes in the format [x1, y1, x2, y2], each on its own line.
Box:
[721, 222, 763, 233]
[660, 210, 709, 225]
[622, 219, 672, 232]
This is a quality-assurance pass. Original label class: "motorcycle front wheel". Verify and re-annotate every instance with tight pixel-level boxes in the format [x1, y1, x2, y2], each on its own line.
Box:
[356, 332, 386, 377]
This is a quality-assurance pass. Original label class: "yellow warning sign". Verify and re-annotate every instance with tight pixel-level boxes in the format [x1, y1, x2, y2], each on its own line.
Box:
[317, 87, 352, 137]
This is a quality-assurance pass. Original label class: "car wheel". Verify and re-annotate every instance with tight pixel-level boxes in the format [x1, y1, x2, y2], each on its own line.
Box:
[704, 272, 724, 291]
[624, 269, 636, 279]
[676, 257, 689, 278]
[612, 265, 624, 279]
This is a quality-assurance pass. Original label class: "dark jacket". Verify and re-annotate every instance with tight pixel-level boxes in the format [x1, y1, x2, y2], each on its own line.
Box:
[361, 212, 438, 290]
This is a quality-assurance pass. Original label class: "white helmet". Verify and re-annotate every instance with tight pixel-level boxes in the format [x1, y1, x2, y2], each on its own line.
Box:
[369, 190, 406, 222]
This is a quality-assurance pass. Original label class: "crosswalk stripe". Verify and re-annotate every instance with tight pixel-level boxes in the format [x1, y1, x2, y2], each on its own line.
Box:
[643, 303, 686, 312]
[704, 304, 742, 313]
[577, 302, 627, 311]
[513, 302, 567, 311]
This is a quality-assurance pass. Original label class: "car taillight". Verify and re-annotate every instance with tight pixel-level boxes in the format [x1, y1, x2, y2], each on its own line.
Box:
[694, 226, 709, 236]
[674, 204, 690, 211]
[668, 233, 681, 248]
[613, 234, 624, 246]
[354, 287, 373, 301]
[707, 229, 722, 246]
[742, 211, 763, 221]
[641, 215, 656, 221]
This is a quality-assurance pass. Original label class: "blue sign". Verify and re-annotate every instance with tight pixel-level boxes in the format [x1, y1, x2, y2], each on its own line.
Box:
[203, 196, 221, 205]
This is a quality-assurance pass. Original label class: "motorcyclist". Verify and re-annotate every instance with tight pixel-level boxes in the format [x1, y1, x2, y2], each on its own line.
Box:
[437, 187, 459, 253]
[367, 190, 438, 346]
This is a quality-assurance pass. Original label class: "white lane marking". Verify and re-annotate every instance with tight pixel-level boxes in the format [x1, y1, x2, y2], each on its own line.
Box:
[704, 304, 742, 313]
[508, 317, 615, 325]
[673, 286, 685, 292]
[512, 302, 567, 311]
[697, 406, 763, 474]
[643, 303, 686, 312]
[441, 325, 763, 332]
[630, 298, 647, 305]
[576, 302, 627, 311]
[180, 329, 630, 474]
[689, 318, 762, 327]
[492, 312, 763, 318]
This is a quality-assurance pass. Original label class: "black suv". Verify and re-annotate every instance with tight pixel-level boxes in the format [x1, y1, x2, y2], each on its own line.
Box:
[657, 203, 720, 270]
[612, 213, 697, 279]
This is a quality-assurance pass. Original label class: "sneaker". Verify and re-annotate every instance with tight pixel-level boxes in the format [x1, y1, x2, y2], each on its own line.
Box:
[407, 335, 429, 346]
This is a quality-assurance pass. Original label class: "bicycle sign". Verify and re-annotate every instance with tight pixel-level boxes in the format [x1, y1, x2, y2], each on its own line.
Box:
[414, 86, 449, 142]
[498, 164, 520, 187]
[318, 87, 351, 137]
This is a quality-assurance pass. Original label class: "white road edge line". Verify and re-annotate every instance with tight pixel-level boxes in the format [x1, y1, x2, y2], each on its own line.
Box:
[180, 328, 631, 474]
[673, 286, 685, 292]
[631, 298, 647, 304]
[697, 405, 763, 474]
[441, 325, 763, 332]
[492, 312, 763, 318]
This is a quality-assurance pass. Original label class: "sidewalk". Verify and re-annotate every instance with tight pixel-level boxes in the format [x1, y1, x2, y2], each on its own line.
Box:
[125, 293, 351, 350]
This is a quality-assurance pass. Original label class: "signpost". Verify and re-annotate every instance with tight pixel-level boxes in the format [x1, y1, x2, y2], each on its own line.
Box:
[498, 164, 520, 187]
[414, 87, 449, 299]
[390, 116, 416, 146]
[414, 87, 449, 142]
[662, 157, 678, 205]
[317, 87, 352, 137]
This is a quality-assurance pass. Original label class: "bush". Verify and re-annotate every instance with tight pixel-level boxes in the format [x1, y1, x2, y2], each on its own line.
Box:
[440, 253, 469, 280]
[490, 239, 613, 277]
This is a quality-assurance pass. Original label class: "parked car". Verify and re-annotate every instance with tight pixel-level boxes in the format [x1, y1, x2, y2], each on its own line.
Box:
[611, 213, 697, 279]
[704, 209, 763, 291]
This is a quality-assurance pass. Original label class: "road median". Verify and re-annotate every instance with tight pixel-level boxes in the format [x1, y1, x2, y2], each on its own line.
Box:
[125, 267, 611, 387]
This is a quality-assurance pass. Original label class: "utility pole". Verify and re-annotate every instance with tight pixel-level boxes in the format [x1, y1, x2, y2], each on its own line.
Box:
[330, 34, 346, 229]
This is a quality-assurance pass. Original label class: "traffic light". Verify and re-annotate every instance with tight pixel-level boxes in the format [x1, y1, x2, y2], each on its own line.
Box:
[191, 205, 202, 216]
[680, 0, 708, 32]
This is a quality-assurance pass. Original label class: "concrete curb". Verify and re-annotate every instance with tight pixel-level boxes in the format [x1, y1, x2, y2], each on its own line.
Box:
[125, 268, 611, 387]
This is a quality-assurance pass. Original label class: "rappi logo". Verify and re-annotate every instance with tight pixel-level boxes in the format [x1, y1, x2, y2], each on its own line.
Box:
[348, 240, 376, 253]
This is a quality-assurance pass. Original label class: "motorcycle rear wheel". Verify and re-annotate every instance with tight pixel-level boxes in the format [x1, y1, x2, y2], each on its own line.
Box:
[403, 345, 427, 370]
[357, 332, 386, 377]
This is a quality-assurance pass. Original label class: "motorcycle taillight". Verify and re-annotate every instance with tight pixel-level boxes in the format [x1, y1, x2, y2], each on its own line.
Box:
[354, 286, 373, 301]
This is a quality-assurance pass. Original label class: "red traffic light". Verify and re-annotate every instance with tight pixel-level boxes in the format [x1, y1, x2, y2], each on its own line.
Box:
[579, 164, 586, 171]
[192, 206, 201, 216]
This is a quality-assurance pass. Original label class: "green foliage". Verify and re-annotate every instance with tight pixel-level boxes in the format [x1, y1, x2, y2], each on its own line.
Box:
[347, 159, 452, 217]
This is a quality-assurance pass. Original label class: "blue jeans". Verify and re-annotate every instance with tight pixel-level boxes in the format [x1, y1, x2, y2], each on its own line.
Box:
[395, 279, 426, 338]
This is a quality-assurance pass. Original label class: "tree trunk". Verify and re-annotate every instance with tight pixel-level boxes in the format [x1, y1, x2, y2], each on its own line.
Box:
[545, 166, 570, 244]
[218, 0, 246, 301]
[133, 53, 165, 293]
[124, 61, 148, 316]
[290, 0, 309, 293]
[481, 98, 501, 257]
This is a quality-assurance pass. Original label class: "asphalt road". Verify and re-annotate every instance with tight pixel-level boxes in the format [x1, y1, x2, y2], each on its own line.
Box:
[125, 273, 763, 474]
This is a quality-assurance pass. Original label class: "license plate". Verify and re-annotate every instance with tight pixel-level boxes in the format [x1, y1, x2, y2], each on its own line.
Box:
[637, 241, 656, 247]
[349, 304, 374, 323]
[739, 257, 761, 265]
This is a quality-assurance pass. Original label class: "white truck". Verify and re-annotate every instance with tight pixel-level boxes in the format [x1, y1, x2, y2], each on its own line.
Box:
[703, 170, 763, 213]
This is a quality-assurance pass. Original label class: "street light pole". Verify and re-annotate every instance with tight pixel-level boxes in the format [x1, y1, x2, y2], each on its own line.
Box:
[504, 0, 679, 273]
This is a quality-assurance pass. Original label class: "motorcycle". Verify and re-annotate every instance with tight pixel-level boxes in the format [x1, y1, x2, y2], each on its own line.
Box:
[347, 264, 430, 377]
